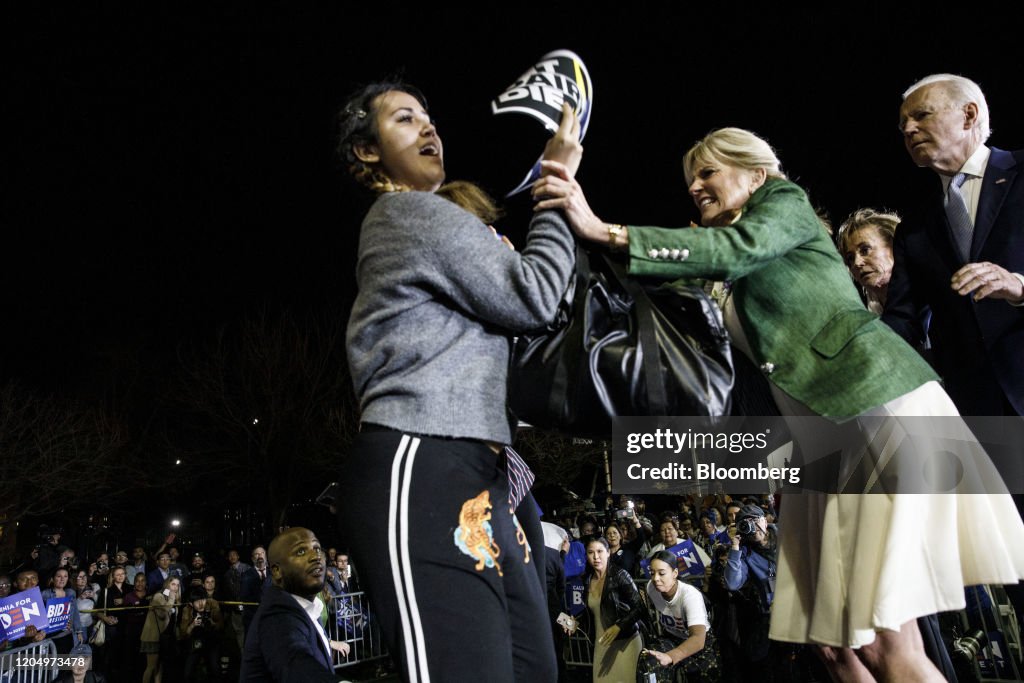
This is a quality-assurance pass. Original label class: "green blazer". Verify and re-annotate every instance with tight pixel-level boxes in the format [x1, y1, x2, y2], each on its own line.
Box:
[626, 178, 936, 419]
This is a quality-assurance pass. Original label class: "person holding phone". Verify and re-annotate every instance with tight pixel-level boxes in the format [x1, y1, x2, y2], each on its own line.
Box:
[141, 577, 181, 683]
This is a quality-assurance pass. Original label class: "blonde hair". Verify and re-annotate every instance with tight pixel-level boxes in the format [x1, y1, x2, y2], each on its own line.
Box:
[836, 208, 901, 254]
[435, 181, 504, 224]
[683, 127, 786, 185]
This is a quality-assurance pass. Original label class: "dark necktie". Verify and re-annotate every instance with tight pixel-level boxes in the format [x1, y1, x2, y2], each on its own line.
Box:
[945, 172, 973, 261]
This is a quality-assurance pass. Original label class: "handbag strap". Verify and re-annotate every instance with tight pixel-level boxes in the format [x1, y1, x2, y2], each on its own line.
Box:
[598, 253, 669, 415]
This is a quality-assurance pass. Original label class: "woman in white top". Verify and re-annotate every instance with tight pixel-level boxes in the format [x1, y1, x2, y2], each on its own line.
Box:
[643, 550, 720, 679]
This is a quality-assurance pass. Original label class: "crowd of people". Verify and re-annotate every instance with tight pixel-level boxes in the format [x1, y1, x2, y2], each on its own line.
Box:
[0, 529, 364, 683]
[542, 495, 784, 682]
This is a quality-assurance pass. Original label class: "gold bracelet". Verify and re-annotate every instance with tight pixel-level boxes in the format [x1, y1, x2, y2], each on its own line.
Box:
[607, 223, 626, 251]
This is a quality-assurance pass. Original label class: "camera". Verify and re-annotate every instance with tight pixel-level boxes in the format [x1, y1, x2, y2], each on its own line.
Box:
[195, 609, 212, 626]
[737, 517, 759, 537]
[96, 561, 108, 572]
[951, 629, 988, 662]
[614, 501, 635, 519]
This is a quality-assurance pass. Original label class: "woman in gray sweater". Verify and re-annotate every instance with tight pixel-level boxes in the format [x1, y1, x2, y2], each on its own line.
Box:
[336, 81, 581, 683]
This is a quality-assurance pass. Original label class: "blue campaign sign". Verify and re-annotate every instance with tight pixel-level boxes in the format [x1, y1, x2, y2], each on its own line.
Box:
[0, 587, 50, 640]
[565, 577, 586, 617]
[639, 540, 706, 579]
[45, 595, 74, 633]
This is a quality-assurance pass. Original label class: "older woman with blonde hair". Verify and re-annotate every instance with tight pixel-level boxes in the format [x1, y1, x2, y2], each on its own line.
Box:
[836, 208, 900, 313]
[535, 126, 1024, 682]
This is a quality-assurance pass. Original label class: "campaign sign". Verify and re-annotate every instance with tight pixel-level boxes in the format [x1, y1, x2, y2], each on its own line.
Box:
[492, 49, 594, 196]
[45, 595, 74, 633]
[639, 540, 706, 579]
[565, 577, 586, 617]
[0, 587, 50, 640]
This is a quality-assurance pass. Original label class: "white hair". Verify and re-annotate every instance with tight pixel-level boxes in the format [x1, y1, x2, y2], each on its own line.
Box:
[903, 73, 991, 142]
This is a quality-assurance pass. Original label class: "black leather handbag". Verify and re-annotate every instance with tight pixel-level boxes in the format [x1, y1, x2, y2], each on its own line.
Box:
[508, 247, 734, 435]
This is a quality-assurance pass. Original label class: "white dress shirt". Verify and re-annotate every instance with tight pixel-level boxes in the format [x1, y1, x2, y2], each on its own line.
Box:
[291, 593, 332, 663]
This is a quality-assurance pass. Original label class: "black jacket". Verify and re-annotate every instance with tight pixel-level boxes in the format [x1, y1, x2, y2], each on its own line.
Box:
[240, 585, 337, 683]
[584, 566, 644, 641]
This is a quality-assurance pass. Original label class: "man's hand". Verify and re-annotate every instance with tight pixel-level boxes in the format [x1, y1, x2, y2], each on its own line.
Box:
[952, 262, 1024, 303]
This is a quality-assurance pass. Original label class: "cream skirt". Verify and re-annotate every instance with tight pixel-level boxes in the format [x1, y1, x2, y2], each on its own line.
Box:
[768, 381, 1024, 648]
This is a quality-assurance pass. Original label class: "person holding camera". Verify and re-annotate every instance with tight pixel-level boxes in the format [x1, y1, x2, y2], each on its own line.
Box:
[179, 585, 225, 682]
[606, 504, 646, 577]
[88, 553, 112, 587]
[141, 576, 182, 683]
[30, 525, 68, 582]
[724, 504, 779, 680]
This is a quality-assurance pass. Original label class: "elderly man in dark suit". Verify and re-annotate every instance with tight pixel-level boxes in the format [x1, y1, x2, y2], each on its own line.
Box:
[885, 73, 1024, 416]
[241, 527, 348, 682]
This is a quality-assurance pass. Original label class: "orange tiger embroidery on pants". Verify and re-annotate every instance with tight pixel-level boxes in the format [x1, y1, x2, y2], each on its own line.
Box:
[454, 490, 502, 575]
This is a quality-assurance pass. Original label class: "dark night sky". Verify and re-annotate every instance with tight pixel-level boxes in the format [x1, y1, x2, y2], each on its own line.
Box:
[6, 5, 1024, 395]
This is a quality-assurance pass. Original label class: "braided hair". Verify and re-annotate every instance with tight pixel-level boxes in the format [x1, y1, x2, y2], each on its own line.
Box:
[336, 81, 428, 194]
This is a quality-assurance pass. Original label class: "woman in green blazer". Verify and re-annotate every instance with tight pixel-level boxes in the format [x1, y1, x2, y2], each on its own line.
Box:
[534, 127, 1024, 682]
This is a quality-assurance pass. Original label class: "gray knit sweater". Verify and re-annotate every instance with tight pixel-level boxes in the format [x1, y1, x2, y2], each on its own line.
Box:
[346, 191, 575, 444]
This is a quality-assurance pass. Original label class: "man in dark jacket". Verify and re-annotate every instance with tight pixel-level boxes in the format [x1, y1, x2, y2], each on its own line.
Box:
[240, 527, 343, 682]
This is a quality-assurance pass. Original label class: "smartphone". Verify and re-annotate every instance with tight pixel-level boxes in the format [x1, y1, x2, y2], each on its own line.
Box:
[556, 612, 576, 633]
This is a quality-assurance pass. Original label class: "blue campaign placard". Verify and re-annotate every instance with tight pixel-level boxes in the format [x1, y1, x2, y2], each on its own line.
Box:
[639, 539, 706, 579]
[565, 577, 586, 617]
[0, 587, 50, 640]
[45, 595, 74, 633]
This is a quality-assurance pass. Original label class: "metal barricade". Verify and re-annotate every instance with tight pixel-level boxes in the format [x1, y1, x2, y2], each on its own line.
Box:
[959, 584, 1023, 682]
[0, 639, 58, 683]
[564, 631, 594, 668]
[326, 590, 389, 670]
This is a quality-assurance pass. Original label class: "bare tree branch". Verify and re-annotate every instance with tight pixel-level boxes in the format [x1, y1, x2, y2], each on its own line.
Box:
[165, 308, 359, 529]
[0, 382, 128, 526]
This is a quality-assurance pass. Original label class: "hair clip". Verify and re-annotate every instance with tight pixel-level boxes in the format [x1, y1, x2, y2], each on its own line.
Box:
[345, 108, 367, 120]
